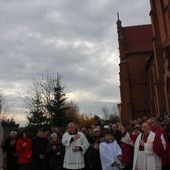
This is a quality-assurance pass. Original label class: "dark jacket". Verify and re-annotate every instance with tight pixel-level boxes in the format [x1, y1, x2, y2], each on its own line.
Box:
[3, 137, 19, 170]
[112, 130, 122, 145]
[32, 136, 49, 159]
[88, 146, 102, 170]
[46, 140, 65, 169]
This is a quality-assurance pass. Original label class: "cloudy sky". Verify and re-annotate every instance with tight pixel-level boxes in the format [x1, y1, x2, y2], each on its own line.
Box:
[0, 0, 151, 126]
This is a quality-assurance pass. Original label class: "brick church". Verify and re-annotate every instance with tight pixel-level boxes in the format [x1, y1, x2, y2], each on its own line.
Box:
[118, 0, 170, 122]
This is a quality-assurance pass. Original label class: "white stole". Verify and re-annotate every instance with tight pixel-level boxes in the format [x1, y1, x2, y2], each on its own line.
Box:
[133, 131, 161, 170]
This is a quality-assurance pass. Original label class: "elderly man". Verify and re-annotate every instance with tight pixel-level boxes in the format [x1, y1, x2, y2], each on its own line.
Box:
[3, 131, 19, 170]
[147, 117, 170, 169]
[62, 122, 89, 170]
[133, 122, 162, 170]
[46, 133, 65, 170]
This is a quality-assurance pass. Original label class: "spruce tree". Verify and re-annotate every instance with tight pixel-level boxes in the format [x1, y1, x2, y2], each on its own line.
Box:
[26, 90, 45, 126]
[48, 73, 69, 127]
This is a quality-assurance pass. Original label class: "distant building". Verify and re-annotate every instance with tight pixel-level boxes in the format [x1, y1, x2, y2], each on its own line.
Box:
[117, 0, 170, 121]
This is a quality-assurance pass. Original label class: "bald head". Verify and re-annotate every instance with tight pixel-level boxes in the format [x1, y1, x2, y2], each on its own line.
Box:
[10, 131, 17, 139]
[68, 122, 76, 127]
[50, 133, 58, 142]
[68, 122, 77, 134]
[142, 122, 151, 134]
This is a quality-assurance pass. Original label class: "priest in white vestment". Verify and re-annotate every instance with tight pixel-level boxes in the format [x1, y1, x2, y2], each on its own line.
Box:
[99, 129, 122, 170]
[133, 122, 162, 170]
[62, 122, 89, 170]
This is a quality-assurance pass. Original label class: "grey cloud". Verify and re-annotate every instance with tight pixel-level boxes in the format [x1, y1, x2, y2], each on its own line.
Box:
[0, 0, 150, 125]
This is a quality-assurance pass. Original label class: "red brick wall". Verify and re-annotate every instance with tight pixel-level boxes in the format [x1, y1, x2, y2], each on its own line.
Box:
[117, 21, 153, 121]
[119, 52, 152, 121]
[149, 0, 169, 115]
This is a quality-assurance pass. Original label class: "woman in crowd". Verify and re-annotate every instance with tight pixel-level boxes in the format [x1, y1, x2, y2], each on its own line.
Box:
[16, 131, 33, 170]
[88, 141, 102, 170]
[88, 128, 102, 170]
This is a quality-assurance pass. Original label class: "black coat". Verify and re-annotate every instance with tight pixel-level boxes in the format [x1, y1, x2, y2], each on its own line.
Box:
[32, 136, 49, 170]
[88, 147, 102, 170]
[32, 136, 49, 159]
[3, 137, 19, 170]
[46, 141, 65, 170]
[113, 130, 122, 145]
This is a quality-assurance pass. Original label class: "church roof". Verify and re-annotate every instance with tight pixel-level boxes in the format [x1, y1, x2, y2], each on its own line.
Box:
[122, 24, 153, 53]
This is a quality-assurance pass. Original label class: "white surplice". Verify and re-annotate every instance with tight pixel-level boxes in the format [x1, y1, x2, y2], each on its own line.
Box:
[99, 140, 122, 170]
[133, 131, 162, 170]
[62, 131, 89, 169]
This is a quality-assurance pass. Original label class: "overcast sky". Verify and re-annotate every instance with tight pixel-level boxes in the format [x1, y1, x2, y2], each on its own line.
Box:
[0, 0, 151, 126]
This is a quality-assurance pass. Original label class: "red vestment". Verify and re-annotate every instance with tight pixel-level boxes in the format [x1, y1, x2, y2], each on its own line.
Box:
[153, 127, 170, 167]
[120, 131, 134, 165]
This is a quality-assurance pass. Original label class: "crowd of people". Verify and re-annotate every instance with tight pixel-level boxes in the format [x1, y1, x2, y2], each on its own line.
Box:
[1, 115, 170, 170]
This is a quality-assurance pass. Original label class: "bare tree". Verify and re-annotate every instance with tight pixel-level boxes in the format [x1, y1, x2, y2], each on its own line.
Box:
[0, 92, 11, 120]
[102, 106, 110, 120]
[101, 105, 120, 122]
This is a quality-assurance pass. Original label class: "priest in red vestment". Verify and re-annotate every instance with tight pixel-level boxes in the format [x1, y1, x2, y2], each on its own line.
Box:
[133, 122, 162, 170]
[147, 117, 170, 170]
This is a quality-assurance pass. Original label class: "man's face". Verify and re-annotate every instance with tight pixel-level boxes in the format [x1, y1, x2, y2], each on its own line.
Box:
[112, 124, 117, 132]
[37, 131, 44, 138]
[10, 132, 17, 139]
[118, 124, 124, 132]
[93, 130, 100, 137]
[141, 123, 150, 134]
[51, 134, 58, 142]
[68, 124, 77, 134]
[81, 128, 87, 135]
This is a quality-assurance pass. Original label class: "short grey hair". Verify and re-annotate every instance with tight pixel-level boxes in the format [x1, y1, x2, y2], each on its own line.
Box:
[10, 131, 17, 136]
